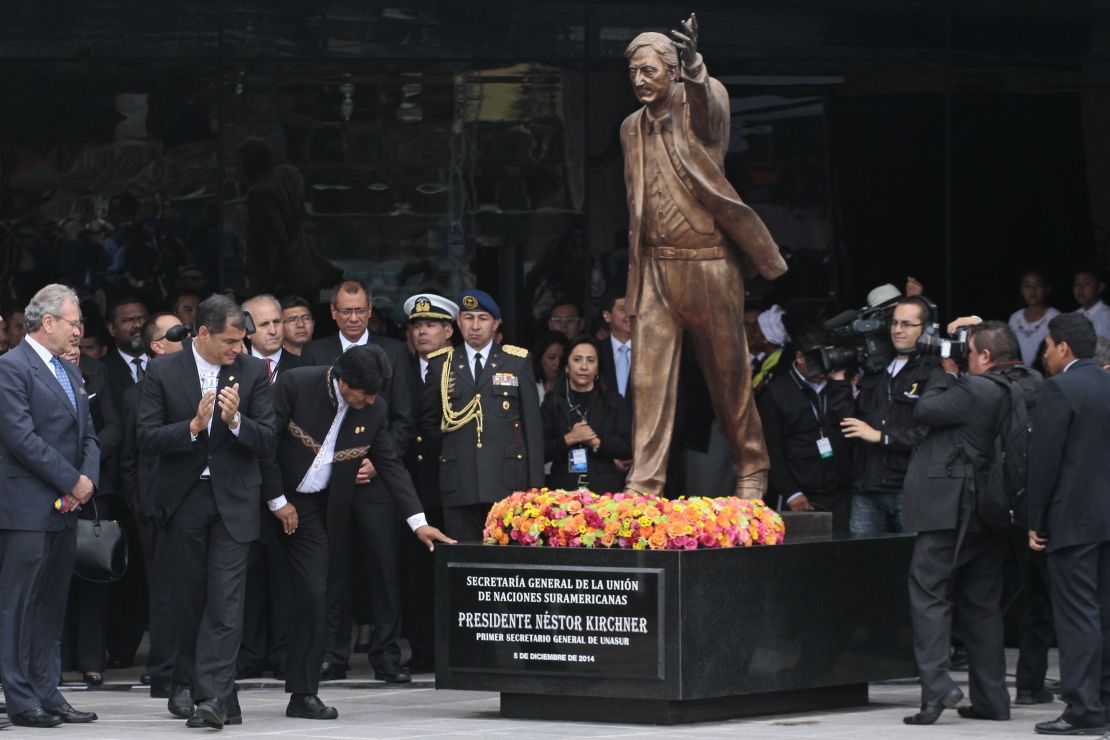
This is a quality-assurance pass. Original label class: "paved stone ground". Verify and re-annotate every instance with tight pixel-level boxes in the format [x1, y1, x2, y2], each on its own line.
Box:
[4, 649, 1097, 738]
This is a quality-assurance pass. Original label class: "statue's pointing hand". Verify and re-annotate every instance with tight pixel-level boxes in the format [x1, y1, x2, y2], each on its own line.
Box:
[670, 13, 698, 67]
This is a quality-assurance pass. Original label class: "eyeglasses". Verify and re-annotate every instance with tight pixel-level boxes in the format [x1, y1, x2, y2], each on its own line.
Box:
[335, 308, 370, 318]
[49, 315, 85, 330]
[283, 314, 314, 325]
[890, 320, 923, 330]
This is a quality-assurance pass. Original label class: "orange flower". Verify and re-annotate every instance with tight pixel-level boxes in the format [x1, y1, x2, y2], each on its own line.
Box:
[604, 520, 620, 535]
[683, 507, 699, 524]
[600, 532, 616, 547]
[667, 520, 691, 537]
[567, 499, 583, 513]
[648, 530, 668, 549]
[639, 524, 654, 539]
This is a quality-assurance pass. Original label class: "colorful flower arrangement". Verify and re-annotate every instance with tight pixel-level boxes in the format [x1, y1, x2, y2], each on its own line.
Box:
[483, 489, 785, 549]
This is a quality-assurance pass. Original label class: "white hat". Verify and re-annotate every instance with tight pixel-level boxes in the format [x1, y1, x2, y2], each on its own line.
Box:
[756, 304, 788, 347]
[866, 283, 902, 308]
[403, 294, 459, 322]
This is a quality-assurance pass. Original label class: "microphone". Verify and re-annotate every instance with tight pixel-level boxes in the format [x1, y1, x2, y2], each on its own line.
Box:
[166, 324, 193, 342]
[823, 309, 859, 330]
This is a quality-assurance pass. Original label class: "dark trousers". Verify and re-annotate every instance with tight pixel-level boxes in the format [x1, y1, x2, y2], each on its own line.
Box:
[281, 493, 330, 695]
[1046, 541, 1110, 727]
[908, 528, 1010, 717]
[0, 528, 75, 715]
[400, 506, 442, 663]
[443, 504, 489, 544]
[63, 578, 109, 673]
[106, 506, 148, 664]
[1014, 531, 1055, 693]
[238, 512, 291, 673]
[166, 480, 251, 701]
[146, 521, 176, 692]
[324, 486, 403, 672]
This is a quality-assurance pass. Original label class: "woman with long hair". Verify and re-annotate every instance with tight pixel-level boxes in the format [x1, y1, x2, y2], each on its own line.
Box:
[541, 337, 632, 492]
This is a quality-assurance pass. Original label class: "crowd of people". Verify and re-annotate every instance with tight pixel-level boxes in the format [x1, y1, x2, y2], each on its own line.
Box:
[0, 262, 1108, 731]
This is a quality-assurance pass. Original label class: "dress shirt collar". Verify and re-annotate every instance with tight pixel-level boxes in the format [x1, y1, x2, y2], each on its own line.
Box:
[1063, 358, 1081, 373]
[644, 108, 672, 134]
[23, 334, 56, 370]
[118, 346, 148, 370]
[610, 335, 631, 354]
[252, 346, 283, 365]
[1081, 301, 1108, 319]
[464, 341, 494, 367]
[191, 342, 221, 375]
[419, 356, 429, 381]
[339, 330, 370, 353]
[792, 362, 827, 395]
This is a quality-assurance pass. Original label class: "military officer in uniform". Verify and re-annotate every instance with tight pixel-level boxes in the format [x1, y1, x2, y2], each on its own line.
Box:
[421, 290, 543, 542]
[401, 293, 457, 673]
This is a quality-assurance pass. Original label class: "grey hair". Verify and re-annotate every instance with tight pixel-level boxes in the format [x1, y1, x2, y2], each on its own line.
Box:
[624, 31, 679, 69]
[242, 293, 282, 315]
[23, 284, 80, 332]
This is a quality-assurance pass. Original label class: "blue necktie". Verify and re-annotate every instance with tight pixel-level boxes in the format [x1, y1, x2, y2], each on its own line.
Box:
[50, 356, 77, 410]
[617, 344, 630, 397]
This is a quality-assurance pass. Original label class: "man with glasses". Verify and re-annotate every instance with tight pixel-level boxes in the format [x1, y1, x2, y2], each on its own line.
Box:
[547, 298, 584, 340]
[841, 296, 939, 536]
[103, 297, 150, 412]
[0, 284, 100, 727]
[280, 296, 315, 357]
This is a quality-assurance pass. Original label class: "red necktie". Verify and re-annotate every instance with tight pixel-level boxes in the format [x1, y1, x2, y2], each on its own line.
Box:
[265, 357, 274, 385]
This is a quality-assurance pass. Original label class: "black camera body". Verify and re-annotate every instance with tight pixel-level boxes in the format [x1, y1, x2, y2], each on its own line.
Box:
[916, 325, 970, 362]
[808, 304, 896, 374]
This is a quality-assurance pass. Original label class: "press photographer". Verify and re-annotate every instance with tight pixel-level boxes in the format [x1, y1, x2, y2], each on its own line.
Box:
[900, 318, 1041, 726]
[839, 296, 938, 535]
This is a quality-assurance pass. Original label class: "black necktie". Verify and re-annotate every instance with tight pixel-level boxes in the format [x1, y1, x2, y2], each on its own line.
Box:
[473, 352, 484, 384]
[132, 357, 145, 382]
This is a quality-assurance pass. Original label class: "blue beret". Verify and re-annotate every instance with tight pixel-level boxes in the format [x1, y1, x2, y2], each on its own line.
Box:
[456, 289, 501, 320]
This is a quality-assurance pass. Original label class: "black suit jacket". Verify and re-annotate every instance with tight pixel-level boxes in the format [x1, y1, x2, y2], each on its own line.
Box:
[102, 347, 143, 414]
[1027, 359, 1110, 551]
[596, 337, 633, 402]
[541, 383, 632, 493]
[263, 366, 422, 535]
[300, 333, 415, 456]
[137, 341, 276, 543]
[79, 355, 122, 498]
[406, 354, 442, 509]
[119, 381, 152, 515]
[902, 368, 1008, 533]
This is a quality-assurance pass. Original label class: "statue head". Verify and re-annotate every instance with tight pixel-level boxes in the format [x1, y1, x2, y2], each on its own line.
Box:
[625, 32, 680, 113]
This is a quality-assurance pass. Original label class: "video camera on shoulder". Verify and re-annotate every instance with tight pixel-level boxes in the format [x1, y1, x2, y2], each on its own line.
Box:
[915, 325, 969, 362]
[805, 302, 896, 374]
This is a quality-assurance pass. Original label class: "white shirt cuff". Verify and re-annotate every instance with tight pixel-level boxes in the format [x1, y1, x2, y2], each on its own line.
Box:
[230, 423, 241, 437]
[190, 431, 198, 442]
[406, 512, 428, 532]
[786, 492, 804, 503]
[268, 496, 288, 511]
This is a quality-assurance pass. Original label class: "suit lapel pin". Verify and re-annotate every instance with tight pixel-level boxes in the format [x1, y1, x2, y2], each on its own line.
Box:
[228, 375, 235, 382]
[355, 425, 365, 434]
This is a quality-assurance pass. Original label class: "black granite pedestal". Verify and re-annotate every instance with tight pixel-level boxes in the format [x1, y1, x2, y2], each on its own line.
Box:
[436, 528, 915, 725]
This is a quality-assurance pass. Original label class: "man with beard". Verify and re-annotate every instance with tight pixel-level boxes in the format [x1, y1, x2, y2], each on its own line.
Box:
[102, 297, 150, 412]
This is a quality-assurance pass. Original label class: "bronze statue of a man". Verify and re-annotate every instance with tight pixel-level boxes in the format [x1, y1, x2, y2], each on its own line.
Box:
[620, 13, 788, 498]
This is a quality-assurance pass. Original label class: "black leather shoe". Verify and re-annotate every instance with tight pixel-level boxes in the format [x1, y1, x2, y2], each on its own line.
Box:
[83, 671, 103, 687]
[957, 705, 1009, 720]
[44, 702, 97, 723]
[286, 694, 339, 720]
[1035, 716, 1109, 735]
[168, 684, 194, 718]
[139, 673, 152, 686]
[194, 697, 227, 729]
[374, 668, 412, 684]
[319, 661, 348, 681]
[1017, 689, 1057, 705]
[904, 686, 964, 725]
[402, 656, 435, 674]
[10, 707, 64, 728]
[949, 647, 969, 670]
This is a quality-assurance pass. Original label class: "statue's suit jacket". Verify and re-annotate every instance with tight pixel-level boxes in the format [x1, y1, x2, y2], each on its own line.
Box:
[619, 54, 788, 315]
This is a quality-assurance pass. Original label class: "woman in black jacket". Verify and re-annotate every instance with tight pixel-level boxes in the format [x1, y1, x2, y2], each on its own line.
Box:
[541, 337, 632, 492]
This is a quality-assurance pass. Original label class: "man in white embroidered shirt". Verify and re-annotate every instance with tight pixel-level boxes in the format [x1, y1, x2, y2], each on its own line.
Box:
[262, 344, 453, 719]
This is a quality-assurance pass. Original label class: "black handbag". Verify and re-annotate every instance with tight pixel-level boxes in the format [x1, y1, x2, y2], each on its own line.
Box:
[74, 499, 128, 583]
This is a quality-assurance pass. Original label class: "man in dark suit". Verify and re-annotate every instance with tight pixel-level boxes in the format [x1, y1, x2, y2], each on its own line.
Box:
[238, 294, 300, 679]
[301, 280, 417, 681]
[401, 293, 458, 673]
[902, 319, 1030, 726]
[598, 288, 632, 399]
[263, 346, 453, 719]
[101, 296, 150, 413]
[0, 284, 100, 727]
[1028, 313, 1110, 736]
[119, 312, 184, 698]
[138, 294, 276, 729]
[422, 289, 544, 542]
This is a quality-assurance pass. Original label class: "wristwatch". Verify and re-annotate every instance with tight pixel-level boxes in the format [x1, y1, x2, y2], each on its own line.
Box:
[229, 411, 242, 430]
